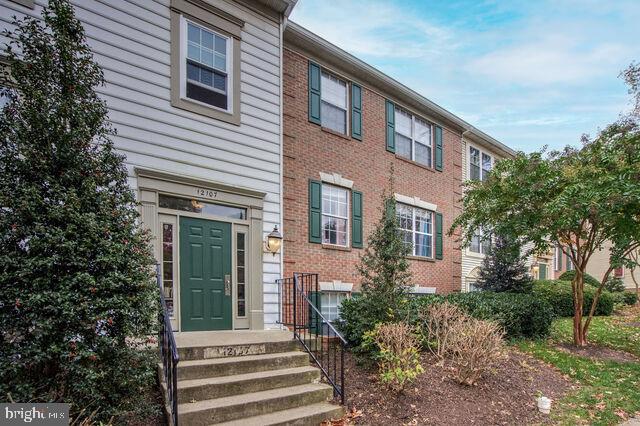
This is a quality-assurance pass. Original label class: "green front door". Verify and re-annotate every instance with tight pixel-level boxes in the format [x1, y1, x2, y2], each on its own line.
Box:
[180, 217, 232, 331]
[539, 263, 548, 280]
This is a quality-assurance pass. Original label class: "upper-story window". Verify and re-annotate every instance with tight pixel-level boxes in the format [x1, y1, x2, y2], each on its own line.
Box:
[469, 228, 490, 254]
[469, 146, 492, 181]
[170, 0, 243, 125]
[554, 245, 563, 271]
[322, 184, 349, 246]
[397, 203, 433, 258]
[185, 21, 230, 111]
[395, 107, 432, 168]
[614, 266, 624, 278]
[321, 71, 348, 134]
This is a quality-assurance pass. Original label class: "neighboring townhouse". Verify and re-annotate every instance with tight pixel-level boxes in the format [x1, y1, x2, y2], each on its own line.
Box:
[0, 0, 295, 332]
[552, 243, 575, 279]
[281, 22, 514, 319]
[586, 241, 637, 290]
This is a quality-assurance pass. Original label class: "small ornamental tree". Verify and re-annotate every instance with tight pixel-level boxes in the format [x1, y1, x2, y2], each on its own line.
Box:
[0, 0, 158, 420]
[357, 168, 412, 310]
[451, 64, 640, 347]
[475, 235, 533, 293]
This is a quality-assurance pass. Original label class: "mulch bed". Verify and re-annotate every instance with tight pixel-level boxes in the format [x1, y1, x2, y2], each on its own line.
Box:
[555, 343, 640, 363]
[338, 349, 571, 425]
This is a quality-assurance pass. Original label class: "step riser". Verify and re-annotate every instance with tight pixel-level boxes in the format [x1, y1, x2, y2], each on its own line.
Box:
[178, 387, 333, 425]
[179, 340, 300, 361]
[178, 354, 309, 381]
[178, 369, 320, 403]
[266, 407, 344, 426]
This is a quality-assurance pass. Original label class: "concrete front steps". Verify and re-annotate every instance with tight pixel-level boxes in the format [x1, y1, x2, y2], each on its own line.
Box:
[167, 330, 343, 425]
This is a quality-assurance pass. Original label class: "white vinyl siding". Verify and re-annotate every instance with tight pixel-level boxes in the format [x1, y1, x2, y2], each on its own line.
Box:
[0, 0, 284, 327]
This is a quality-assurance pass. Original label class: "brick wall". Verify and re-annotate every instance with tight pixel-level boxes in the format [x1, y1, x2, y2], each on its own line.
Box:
[282, 48, 463, 294]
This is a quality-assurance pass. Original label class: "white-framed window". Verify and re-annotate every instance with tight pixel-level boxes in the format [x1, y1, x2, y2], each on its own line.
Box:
[161, 223, 175, 317]
[322, 184, 349, 246]
[181, 17, 232, 112]
[469, 228, 491, 254]
[614, 267, 624, 278]
[554, 245, 563, 271]
[395, 107, 433, 167]
[320, 71, 348, 134]
[468, 282, 480, 292]
[566, 253, 574, 271]
[321, 292, 348, 322]
[397, 203, 433, 258]
[0, 87, 9, 110]
[469, 146, 493, 181]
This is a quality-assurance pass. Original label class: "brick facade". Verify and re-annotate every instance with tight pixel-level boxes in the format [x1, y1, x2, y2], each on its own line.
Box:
[282, 47, 463, 294]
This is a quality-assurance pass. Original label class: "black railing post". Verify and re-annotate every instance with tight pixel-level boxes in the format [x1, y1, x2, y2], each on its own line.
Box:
[156, 263, 180, 426]
[280, 272, 347, 406]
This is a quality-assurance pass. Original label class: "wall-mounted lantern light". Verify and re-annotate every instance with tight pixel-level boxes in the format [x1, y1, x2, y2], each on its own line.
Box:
[265, 225, 282, 255]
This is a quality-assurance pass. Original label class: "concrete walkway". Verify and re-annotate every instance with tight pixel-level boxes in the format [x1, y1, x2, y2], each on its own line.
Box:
[621, 417, 640, 425]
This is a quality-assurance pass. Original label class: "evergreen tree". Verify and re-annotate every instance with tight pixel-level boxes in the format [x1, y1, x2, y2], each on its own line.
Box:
[357, 169, 412, 312]
[0, 1, 158, 420]
[475, 236, 533, 293]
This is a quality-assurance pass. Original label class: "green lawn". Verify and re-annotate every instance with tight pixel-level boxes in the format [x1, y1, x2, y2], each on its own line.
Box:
[517, 306, 640, 425]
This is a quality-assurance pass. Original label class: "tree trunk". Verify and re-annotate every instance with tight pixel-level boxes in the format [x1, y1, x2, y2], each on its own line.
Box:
[572, 270, 587, 346]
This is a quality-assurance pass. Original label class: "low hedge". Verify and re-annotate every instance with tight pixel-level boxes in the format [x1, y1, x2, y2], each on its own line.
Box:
[612, 291, 638, 306]
[532, 280, 614, 317]
[558, 270, 600, 288]
[405, 292, 554, 339]
[339, 291, 554, 348]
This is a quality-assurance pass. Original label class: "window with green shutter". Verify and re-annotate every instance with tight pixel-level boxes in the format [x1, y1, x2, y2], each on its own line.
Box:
[308, 61, 321, 124]
[385, 99, 395, 152]
[308, 180, 322, 243]
[435, 125, 443, 171]
[351, 83, 362, 140]
[435, 212, 443, 260]
[351, 190, 363, 248]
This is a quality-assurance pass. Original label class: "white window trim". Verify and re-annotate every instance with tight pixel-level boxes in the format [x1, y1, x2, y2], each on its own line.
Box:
[180, 16, 233, 114]
[321, 183, 350, 247]
[320, 291, 349, 323]
[397, 203, 434, 259]
[554, 245, 563, 271]
[394, 107, 434, 167]
[614, 267, 625, 278]
[468, 144, 494, 182]
[320, 70, 349, 134]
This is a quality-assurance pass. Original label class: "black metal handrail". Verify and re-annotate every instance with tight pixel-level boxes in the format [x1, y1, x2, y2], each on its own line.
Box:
[157, 263, 179, 425]
[277, 272, 346, 405]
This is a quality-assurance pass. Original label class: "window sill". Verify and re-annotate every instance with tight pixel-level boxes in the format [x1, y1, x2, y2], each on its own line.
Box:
[321, 126, 351, 140]
[407, 255, 435, 263]
[466, 250, 485, 259]
[172, 96, 240, 126]
[395, 155, 435, 172]
[322, 243, 352, 252]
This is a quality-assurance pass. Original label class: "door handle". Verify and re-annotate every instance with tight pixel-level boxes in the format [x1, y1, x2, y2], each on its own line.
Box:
[224, 274, 231, 296]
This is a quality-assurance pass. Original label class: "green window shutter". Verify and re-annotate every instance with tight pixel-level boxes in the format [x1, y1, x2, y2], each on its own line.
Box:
[435, 212, 443, 260]
[435, 125, 443, 171]
[308, 61, 321, 125]
[539, 264, 547, 280]
[308, 180, 322, 243]
[351, 190, 363, 248]
[385, 99, 395, 153]
[308, 291, 322, 335]
[351, 83, 362, 140]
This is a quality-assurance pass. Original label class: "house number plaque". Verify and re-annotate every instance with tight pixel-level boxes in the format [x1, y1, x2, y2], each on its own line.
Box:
[204, 344, 266, 359]
[195, 188, 217, 198]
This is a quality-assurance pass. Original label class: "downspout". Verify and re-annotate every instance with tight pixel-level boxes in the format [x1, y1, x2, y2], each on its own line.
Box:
[277, 13, 286, 329]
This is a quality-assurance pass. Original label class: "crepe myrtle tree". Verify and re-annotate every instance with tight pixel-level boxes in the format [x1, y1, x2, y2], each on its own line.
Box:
[450, 69, 640, 345]
[0, 0, 158, 419]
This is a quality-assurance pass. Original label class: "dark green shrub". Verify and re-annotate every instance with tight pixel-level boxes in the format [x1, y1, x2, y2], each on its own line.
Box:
[474, 235, 533, 293]
[405, 292, 554, 339]
[532, 280, 614, 317]
[623, 292, 638, 305]
[558, 270, 600, 288]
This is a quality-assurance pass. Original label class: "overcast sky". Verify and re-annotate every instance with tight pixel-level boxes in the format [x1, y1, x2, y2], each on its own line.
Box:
[290, 0, 640, 153]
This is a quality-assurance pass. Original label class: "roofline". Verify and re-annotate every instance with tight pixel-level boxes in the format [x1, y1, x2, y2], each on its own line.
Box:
[284, 21, 516, 158]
